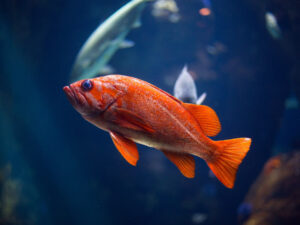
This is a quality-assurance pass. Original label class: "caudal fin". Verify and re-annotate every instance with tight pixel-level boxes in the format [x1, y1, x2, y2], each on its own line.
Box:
[206, 138, 251, 189]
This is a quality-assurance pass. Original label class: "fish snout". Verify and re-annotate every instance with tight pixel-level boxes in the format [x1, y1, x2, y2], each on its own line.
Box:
[63, 84, 89, 110]
[63, 85, 77, 106]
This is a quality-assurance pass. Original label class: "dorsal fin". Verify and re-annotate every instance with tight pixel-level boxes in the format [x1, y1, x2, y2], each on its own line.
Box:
[110, 132, 139, 166]
[146, 82, 183, 104]
[162, 151, 195, 178]
[183, 103, 221, 137]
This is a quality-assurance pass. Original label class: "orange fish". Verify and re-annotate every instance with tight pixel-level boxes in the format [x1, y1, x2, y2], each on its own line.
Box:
[63, 75, 251, 188]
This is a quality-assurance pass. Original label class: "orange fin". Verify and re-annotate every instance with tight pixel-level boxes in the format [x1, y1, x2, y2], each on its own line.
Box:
[114, 108, 154, 133]
[163, 151, 195, 178]
[183, 103, 221, 137]
[206, 138, 251, 188]
[110, 132, 139, 166]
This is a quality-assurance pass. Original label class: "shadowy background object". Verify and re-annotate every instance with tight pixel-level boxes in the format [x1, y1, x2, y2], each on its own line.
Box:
[239, 152, 300, 225]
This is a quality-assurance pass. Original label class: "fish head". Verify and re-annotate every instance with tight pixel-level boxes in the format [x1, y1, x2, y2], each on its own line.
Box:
[63, 77, 122, 117]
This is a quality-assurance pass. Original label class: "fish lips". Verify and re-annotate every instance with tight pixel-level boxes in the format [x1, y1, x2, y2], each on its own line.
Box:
[63, 85, 89, 112]
[63, 85, 76, 106]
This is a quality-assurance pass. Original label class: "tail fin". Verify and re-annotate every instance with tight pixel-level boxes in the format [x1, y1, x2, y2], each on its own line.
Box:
[206, 138, 251, 189]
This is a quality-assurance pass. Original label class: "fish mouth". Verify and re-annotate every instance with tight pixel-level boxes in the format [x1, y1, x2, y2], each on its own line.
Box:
[63, 85, 88, 109]
[63, 85, 76, 106]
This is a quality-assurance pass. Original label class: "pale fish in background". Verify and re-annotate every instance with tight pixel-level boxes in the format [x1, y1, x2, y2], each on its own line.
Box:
[70, 0, 149, 82]
[174, 65, 207, 104]
[265, 12, 282, 39]
[151, 0, 180, 23]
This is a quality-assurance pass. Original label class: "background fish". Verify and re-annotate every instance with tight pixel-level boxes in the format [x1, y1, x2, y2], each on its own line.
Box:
[265, 12, 282, 40]
[151, 0, 180, 23]
[70, 0, 149, 82]
[63, 75, 251, 188]
[174, 65, 207, 104]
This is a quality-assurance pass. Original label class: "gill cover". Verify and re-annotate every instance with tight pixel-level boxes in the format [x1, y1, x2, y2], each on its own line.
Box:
[80, 78, 123, 113]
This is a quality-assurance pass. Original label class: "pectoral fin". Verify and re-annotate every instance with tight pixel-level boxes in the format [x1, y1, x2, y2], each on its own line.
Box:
[162, 151, 195, 178]
[114, 108, 154, 133]
[183, 103, 221, 137]
[110, 132, 139, 166]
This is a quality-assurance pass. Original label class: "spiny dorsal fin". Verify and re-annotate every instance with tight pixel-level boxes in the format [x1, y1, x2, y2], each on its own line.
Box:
[183, 103, 221, 137]
[110, 132, 139, 166]
[162, 151, 195, 178]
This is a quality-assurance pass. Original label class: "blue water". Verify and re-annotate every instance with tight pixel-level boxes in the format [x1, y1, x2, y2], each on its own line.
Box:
[0, 0, 299, 224]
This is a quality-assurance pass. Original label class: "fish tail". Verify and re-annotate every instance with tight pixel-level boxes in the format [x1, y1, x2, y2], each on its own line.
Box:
[206, 138, 252, 189]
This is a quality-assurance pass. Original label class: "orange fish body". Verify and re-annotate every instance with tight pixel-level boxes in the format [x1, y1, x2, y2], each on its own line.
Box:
[63, 75, 251, 188]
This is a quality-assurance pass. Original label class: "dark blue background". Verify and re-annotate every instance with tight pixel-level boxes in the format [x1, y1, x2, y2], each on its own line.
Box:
[0, 0, 299, 224]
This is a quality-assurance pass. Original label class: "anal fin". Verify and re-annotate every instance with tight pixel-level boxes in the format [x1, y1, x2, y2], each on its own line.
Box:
[110, 132, 139, 166]
[162, 151, 195, 178]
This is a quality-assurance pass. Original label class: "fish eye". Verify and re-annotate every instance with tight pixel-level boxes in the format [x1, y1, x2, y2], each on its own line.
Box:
[81, 79, 93, 91]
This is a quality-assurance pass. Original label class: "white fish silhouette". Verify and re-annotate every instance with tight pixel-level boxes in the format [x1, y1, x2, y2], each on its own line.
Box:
[174, 65, 206, 104]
